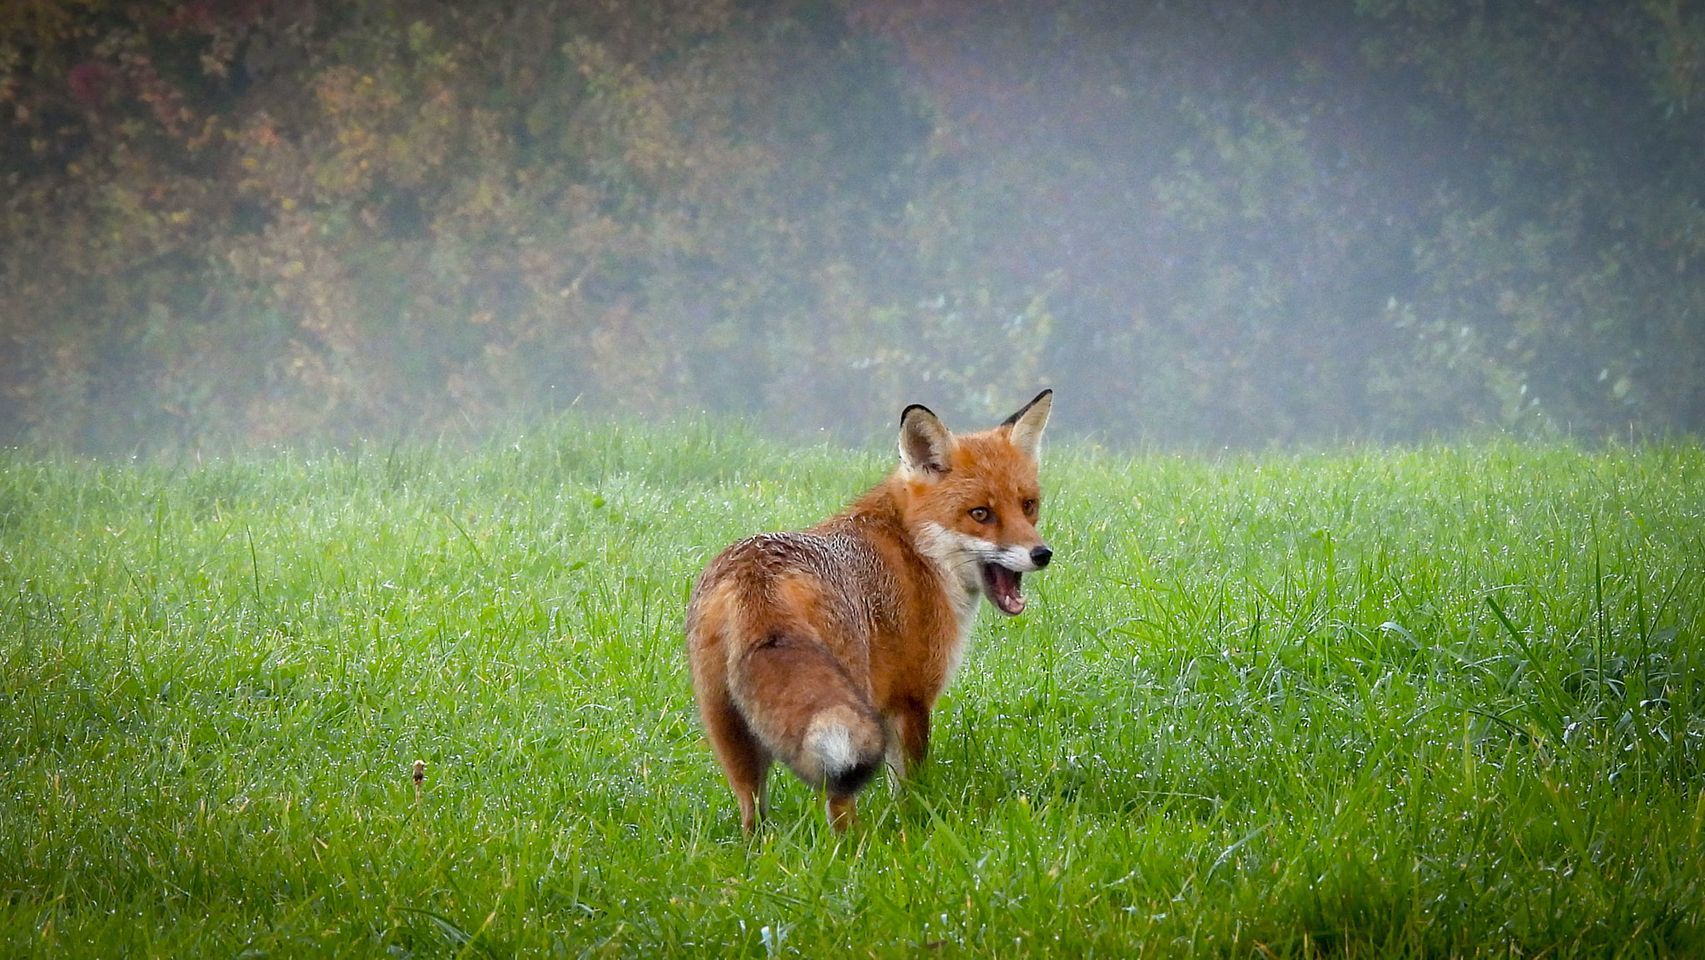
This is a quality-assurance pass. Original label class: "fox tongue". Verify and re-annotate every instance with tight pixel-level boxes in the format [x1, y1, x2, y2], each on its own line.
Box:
[984, 564, 1026, 615]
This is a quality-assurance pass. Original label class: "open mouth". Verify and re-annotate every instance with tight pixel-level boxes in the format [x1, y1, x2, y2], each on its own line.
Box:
[979, 563, 1027, 616]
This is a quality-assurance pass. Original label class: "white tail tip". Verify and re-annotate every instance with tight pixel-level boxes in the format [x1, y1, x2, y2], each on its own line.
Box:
[804, 713, 859, 776]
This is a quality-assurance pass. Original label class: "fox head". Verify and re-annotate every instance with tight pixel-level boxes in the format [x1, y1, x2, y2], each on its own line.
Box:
[895, 389, 1053, 616]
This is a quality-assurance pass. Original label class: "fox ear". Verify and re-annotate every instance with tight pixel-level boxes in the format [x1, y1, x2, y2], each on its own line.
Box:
[898, 404, 953, 475]
[1001, 389, 1052, 461]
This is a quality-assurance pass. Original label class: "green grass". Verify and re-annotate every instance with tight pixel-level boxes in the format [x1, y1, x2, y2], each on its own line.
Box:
[2, 421, 1702, 957]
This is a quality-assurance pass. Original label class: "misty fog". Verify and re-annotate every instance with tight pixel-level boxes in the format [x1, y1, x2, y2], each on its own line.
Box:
[2, 1, 1701, 453]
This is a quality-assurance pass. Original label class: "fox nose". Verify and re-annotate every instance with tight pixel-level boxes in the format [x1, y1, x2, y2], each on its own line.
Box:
[1030, 545, 1053, 569]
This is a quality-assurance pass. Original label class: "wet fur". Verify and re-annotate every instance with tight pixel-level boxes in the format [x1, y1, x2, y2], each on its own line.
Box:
[685, 391, 1052, 832]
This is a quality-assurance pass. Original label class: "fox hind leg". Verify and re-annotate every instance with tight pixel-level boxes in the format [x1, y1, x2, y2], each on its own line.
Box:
[702, 697, 771, 834]
[827, 792, 857, 832]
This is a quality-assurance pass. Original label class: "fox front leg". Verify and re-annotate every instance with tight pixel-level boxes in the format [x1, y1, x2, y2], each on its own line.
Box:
[883, 699, 932, 783]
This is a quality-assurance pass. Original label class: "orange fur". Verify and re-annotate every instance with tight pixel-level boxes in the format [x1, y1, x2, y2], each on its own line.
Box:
[685, 391, 1054, 832]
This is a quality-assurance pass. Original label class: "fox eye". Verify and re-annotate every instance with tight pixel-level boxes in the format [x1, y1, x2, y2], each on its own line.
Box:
[968, 506, 993, 524]
[1022, 498, 1038, 516]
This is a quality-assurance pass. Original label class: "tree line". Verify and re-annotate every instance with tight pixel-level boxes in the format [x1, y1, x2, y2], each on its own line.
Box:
[3, 0, 1701, 452]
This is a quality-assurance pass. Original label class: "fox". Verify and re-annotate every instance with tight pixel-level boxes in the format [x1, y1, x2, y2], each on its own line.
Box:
[685, 390, 1054, 832]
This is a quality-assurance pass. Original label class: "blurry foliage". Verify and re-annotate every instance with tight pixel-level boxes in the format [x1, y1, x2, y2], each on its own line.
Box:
[1, 0, 1700, 451]
[1356, 0, 1705, 442]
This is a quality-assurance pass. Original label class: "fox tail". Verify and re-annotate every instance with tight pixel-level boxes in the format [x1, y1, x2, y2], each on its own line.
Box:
[727, 633, 886, 795]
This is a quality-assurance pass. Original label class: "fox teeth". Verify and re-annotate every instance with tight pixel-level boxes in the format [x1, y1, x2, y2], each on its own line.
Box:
[980, 563, 1026, 615]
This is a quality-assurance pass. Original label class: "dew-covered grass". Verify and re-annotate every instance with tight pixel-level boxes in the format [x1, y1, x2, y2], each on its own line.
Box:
[1, 421, 1701, 957]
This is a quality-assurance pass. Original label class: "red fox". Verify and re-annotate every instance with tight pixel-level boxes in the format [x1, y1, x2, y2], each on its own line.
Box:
[686, 391, 1054, 832]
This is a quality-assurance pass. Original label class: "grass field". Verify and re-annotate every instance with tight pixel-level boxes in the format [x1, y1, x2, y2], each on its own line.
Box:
[2, 421, 1702, 957]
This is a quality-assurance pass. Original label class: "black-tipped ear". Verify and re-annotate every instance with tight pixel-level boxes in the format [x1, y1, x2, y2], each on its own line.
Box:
[898, 404, 953, 475]
[1001, 389, 1052, 460]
